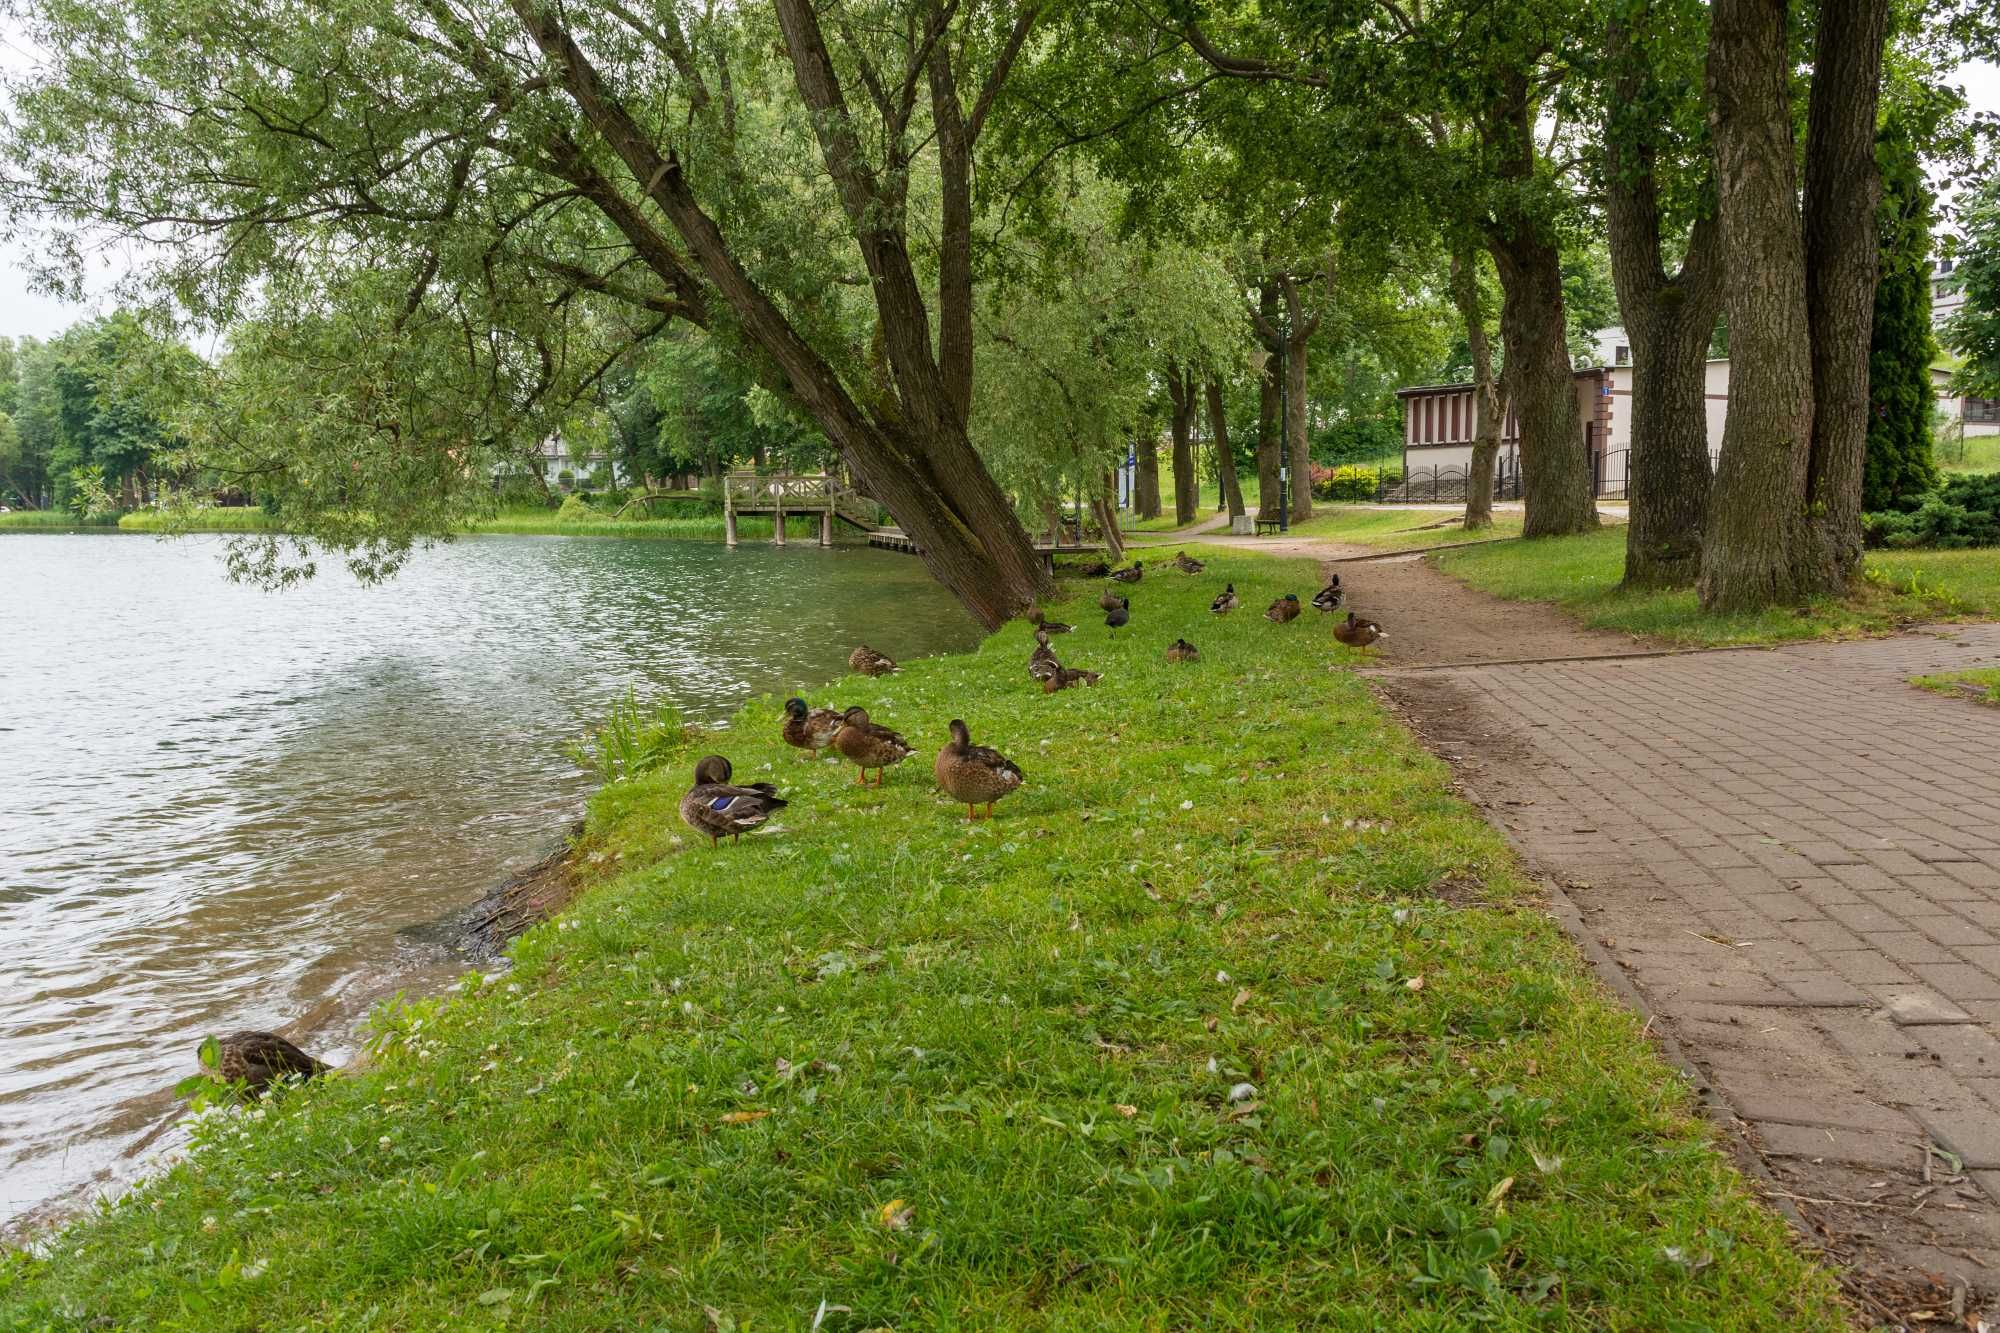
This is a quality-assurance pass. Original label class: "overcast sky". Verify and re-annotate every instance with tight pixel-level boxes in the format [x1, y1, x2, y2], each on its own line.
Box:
[0, 22, 1996, 343]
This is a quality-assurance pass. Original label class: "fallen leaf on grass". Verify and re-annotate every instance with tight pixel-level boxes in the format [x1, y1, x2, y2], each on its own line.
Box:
[1231, 988, 1251, 1011]
[1114, 1103, 1138, 1118]
[1404, 975, 1425, 992]
[1485, 1175, 1515, 1206]
[719, 1110, 770, 1125]
[878, 1199, 915, 1230]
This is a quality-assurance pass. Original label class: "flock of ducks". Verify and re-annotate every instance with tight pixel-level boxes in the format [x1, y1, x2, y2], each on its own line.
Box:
[679, 547, 1387, 846]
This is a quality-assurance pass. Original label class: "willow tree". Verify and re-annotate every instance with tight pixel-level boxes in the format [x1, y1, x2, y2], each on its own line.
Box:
[3, 0, 1055, 626]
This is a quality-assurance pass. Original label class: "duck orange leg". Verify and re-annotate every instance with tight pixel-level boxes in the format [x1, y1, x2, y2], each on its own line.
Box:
[986, 802, 996, 818]
[966, 803, 977, 820]
[854, 767, 866, 785]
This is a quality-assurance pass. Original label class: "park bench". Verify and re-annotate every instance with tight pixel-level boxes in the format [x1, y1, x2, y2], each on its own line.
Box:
[1254, 516, 1284, 536]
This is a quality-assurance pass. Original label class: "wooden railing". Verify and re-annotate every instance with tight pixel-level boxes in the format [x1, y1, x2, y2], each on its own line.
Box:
[722, 472, 876, 528]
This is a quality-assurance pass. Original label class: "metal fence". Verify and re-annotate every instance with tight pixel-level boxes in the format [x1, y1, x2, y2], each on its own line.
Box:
[1377, 457, 1524, 503]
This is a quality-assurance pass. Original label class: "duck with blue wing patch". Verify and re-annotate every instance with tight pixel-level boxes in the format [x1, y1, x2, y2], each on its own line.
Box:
[680, 755, 789, 847]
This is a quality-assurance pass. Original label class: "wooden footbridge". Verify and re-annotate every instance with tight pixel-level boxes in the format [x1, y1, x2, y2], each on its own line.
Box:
[725, 472, 1103, 570]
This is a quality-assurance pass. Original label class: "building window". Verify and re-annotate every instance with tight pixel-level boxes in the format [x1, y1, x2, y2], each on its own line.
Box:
[1968, 398, 2000, 423]
[1614, 345, 1630, 365]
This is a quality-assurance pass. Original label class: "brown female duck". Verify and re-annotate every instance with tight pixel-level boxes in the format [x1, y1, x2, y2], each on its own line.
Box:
[1029, 628, 1061, 683]
[849, 644, 897, 677]
[934, 719, 1025, 819]
[781, 697, 842, 760]
[1109, 561, 1144, 584]
[1333, 612, 1387, 652]
[1171, 550, 1205, 574]
[679, 755, 789, 847]
[1165, 638, 1200, 663]
[1041, 665, 1102, 692]
[833, 706, 914, 785]
[203, 1031, 329, 1092]
[1026, 608, 1073, 635]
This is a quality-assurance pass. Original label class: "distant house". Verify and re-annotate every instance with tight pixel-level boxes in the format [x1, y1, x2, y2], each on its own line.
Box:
[530, 437, 629, 488]
[1934, 259, 1968, 331]
[1932, 369, 2000, 440]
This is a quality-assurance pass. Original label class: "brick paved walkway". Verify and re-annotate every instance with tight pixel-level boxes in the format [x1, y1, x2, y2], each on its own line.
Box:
[1379, 623, 2000, 1308]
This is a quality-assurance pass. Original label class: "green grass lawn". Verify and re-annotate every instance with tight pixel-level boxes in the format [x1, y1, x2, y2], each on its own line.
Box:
[0, 551, 1842, 1328]
[1435, 527, 2000, 646]
[1912, 667, 2000, 704]
[0, 510, 118, 530]
[1936, 432, 2000, 474]
[1286, 506, 1527, 552]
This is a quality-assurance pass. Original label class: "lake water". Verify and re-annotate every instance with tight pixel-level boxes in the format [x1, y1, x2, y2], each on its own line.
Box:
[0, 531, 980, 1229]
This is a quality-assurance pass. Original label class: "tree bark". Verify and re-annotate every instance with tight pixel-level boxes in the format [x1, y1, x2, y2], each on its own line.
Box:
[1605, 9, 1727, 588]
[1801, 0, 1888, 585]
[1254, 284, 1282, 516]
[1698, 0, 1817, 609]
[1482, 77, 1598, 539]
[1094, 470, 1124, 562]
[1134, 431, 1162, 519]
[1283, 332, 1313, 522]
[1447, 246, 1502, 530]
[1166, 365, 1199, 525]
[1206, 379, 1247, 518]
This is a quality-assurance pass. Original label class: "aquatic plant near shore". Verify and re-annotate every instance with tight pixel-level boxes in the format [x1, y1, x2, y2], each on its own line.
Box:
[564, 690, 695, 786]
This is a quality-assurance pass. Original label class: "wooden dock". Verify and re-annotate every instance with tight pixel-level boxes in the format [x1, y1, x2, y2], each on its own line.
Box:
[723, 472, 877, 547]
[867, 528, 1105, 573]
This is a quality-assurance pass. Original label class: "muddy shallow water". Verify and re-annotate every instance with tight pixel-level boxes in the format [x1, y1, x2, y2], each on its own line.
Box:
[0, 530, 978, 1227]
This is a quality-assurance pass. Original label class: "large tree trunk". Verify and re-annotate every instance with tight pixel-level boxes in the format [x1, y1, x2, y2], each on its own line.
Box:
[1801, 0, 1888, 585]
[1134, 432, 1162, 519]
[1167, 366, 1200, 525]
[1606, 8, 1727, 588]
[1254, 285, 1282, 515]
[1447, 246, 1502, 531]
[1094, 470, 1124, 563]
[1206, 380, 1247, 518]
[1698, 0, 1817, 609]
[1483, 78, 1598, 539]
[1283, 336, 1313, 523]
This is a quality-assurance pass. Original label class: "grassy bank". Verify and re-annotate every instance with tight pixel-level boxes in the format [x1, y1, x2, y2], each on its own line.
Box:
[1434, 526, 2000, 646]
[1287, 506, 1528, 551]
[1937, 433, 2000, 475]
[0, 510, 118, 530]
[0, 550, 1843, 1328]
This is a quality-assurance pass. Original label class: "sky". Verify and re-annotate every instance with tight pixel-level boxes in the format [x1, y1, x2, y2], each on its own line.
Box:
[0, 24, 1996, 343]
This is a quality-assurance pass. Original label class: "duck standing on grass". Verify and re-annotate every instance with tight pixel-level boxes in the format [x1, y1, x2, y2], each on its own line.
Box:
[1312, 575, 1344, 613]
[833, 706, 914, 785]
[1026, 608, 1073, 635]
[1166, 638, 1200, 663]
[1105, 596, 1130, 635]
[1098, 586, 1125, 613]
[849, 644, 897, 677]
[781, 697, 842, 760]
[1334, 612, 1387, 653]
[1029, 628, 1061, 683]
[1042, 665, 1102, 692]
[1265, 594, 1302, 624]
[1109, 560, 1144, 584]
[934, 719, 1025, 820]
[1210, 583, 1239, 615]
[202, 1031, 329, 1093]
[680, 755, 789, 847]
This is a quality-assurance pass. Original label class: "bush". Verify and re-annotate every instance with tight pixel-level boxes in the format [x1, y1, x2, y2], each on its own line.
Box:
[554, 493, 595, 523]
[1312, 464, 1382, 501]
[1313, 417, 1403, 466]
[1863, 472, 2000, 549]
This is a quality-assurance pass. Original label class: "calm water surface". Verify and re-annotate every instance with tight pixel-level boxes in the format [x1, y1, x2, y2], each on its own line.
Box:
[0, 532, 978, 1227]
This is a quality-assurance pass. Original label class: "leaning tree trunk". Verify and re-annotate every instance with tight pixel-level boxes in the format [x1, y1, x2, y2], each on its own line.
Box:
[1094, 470, 1124, 563]
[1207, 380, 1247, 518]
[1167, 366, 1200, 525]
[1448, 245, 1502, 530]
[1801, 0, 1888, 587]
[1134, 433, 1162, 519]
[1283, 341, 1313, 523]
[1698, 0, 1817, 610]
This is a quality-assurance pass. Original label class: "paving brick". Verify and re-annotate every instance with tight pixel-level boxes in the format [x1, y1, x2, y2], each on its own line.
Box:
[1910, 1022, 2000, 1074]
[1751, 1120, 1922, 1167]
[1912, 1108, 2000, 1170]
[1909, 915, 2000, 951]
[1709, 1070, 1919, 1133]
[1882, 990, 1976, 1025]
[1911, 964, 2000, 1003]
[1873, 932, 1959, 965]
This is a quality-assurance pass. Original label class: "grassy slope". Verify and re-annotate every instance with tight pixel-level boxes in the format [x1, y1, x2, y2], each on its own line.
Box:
[1286, 507, 1527, 552]
[1936, 433, 2000, 475]
[1913, 667, 2000, 703]
[0, 552, 1841, 1329]
[1435, 526, 2000, 646]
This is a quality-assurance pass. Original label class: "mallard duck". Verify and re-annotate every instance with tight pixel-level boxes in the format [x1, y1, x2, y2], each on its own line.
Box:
[934, 719, 1025, 820]
[1098, 586, 1125, 612]
[781, 697, 842, 760]
[204, 1030, 329, 1092]
[1312, 575, 1343, 613]
[1109, 561, 1144, 584]
[1042, 665, 1102, 692]
[1074, 560, 1111, 578]
[679, 754, 788, 847]
[1026, 607, 1073, 635]
[1265, 594, 1302, 624]
[849, 644, 897, 677]
[1029, 628, 1060, 682]
[833, 706, 913, 785]
[1209, 583, 1239, 615]
[1171, 550, 1205, 574]
[1334, 611, 1387, 652]
[1166, 638, 1200, 663]
[1104, 596, 1130, 635]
